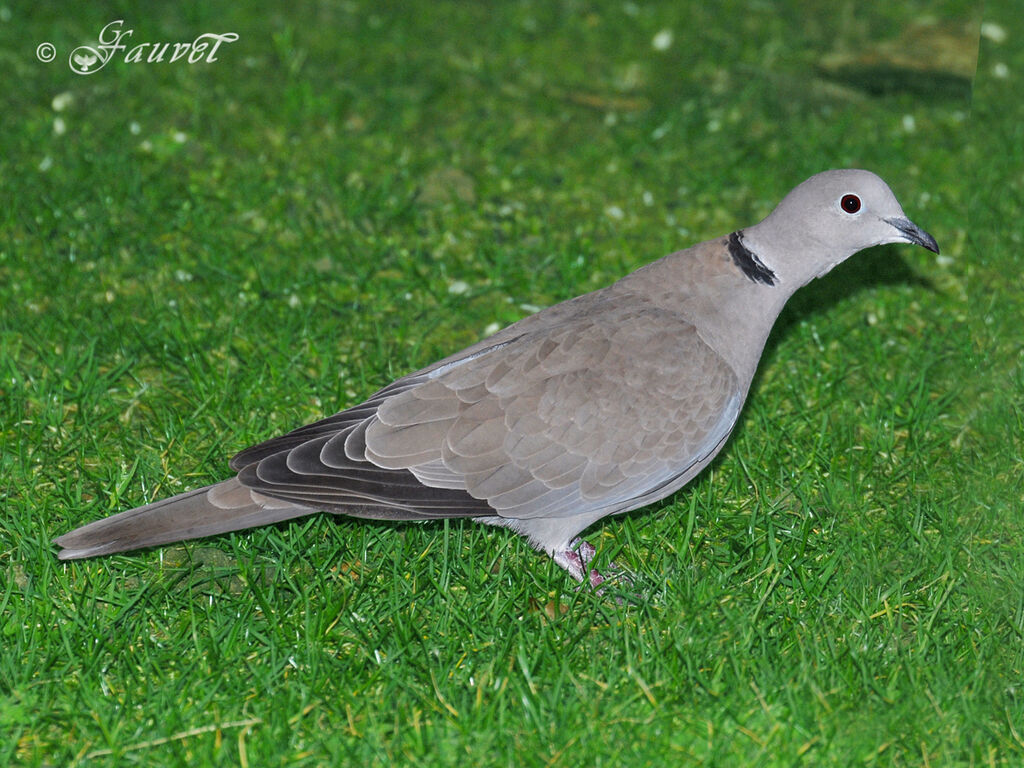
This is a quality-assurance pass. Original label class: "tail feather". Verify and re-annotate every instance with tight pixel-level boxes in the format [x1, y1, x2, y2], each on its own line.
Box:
[54, 478, 316, 560]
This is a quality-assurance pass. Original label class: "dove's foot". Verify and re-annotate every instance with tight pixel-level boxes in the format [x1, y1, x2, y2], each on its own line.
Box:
[553, 538, 633, 592]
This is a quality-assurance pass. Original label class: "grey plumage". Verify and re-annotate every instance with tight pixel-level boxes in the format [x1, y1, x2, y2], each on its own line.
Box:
[55, 169, 939, 583]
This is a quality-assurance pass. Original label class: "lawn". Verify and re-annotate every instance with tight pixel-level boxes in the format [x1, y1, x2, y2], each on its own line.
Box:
[2, 1, 1021, 765]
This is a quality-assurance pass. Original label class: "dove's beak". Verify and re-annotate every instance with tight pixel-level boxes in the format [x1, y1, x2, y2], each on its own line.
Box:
[885, 217, 940, 254]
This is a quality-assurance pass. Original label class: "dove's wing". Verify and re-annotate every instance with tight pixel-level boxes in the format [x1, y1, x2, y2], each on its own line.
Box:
[236, 299, 742, 526]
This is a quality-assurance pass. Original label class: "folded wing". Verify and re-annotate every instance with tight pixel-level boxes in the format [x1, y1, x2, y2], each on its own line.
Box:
[236, 300, 742, 523]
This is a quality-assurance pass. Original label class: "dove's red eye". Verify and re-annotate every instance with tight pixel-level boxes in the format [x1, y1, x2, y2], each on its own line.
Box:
[840, 194, 861, 213]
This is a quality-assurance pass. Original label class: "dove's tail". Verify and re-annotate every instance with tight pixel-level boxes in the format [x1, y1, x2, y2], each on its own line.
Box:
[54, 478, 315, 560]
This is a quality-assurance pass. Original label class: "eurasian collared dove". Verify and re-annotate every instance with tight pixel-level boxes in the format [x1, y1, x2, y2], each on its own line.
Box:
[55, 169, 939, 586]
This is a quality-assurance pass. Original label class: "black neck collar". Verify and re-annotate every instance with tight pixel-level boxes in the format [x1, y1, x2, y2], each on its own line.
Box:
[727, 230, 776, 286]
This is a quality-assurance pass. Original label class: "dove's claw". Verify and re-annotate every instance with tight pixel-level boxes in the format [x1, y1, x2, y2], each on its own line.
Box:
[553, 538, 634, 594]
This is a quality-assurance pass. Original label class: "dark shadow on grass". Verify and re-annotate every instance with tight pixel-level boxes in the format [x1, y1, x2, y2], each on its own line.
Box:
[755, 243, 935, 384]
[772, 243, 934, 340]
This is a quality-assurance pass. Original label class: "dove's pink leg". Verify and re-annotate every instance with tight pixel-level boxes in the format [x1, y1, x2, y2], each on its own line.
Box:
[552, 538, 631, 590]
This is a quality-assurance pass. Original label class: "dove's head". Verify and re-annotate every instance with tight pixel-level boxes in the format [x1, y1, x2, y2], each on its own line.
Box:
[740, 169, 939, 287]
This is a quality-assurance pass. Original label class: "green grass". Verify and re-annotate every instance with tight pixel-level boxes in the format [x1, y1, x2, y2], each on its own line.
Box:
[2, 1, 1021, 765]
